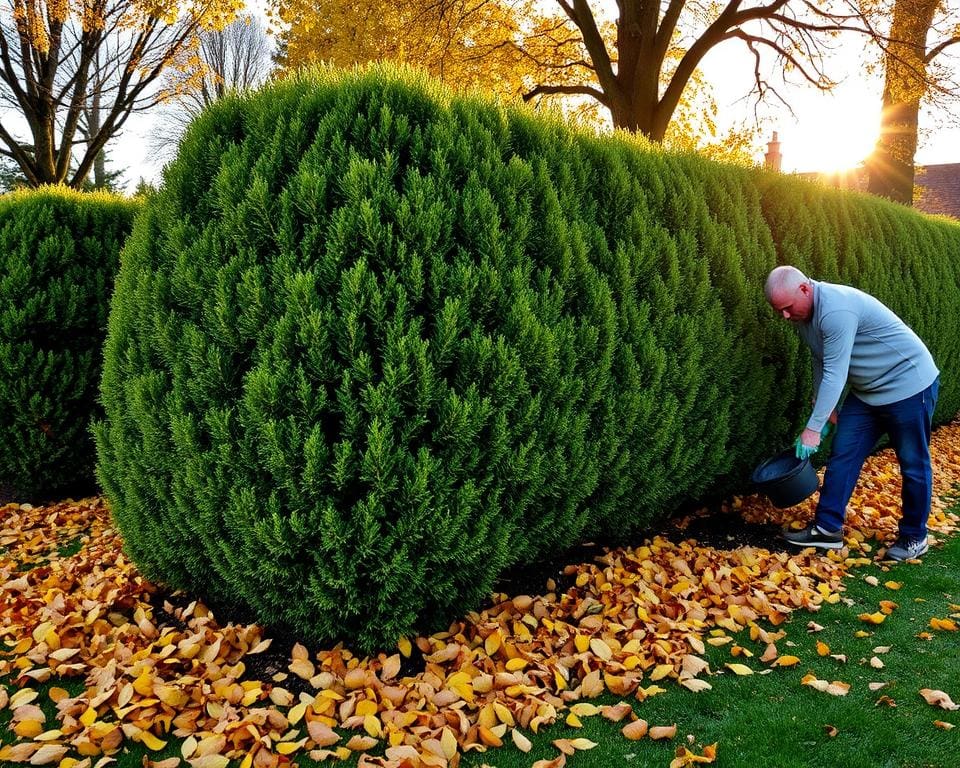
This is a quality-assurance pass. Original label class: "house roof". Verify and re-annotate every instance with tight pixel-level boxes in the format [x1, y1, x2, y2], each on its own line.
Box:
[914, 163, 960, 220]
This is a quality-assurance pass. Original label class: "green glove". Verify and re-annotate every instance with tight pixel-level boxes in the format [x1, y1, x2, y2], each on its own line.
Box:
[821, 422, 832, 440]
[794, 437, 817, 461]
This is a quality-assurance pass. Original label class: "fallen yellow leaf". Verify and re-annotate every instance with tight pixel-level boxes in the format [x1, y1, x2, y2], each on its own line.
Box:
[23, 744, 67, 765]
[590, 637, 613, 661]
[345, 735, 378, 751]
[188, 756, 230, 768]
[670, 743, 718, 767]
[478, 725, 503, 747]
[511, 728, 532, 752]
[570, 702, 600, 717]
[569, 738, 598, 750]
[930, 617, 958, 631]
[363, 714, 382, 738]
[622, 719, 648, 740]
[139, 731, 167, 751]
[802, 674, 851, 696]
[650, 664, 675, 681]
[919, 689, 960, 711]
[650, 724, 678, 740]
[13, 719, 43, 739]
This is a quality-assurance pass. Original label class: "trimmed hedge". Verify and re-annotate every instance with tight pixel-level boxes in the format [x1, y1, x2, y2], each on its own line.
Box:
[0, 187, 140, 500]
[95, 66, 960, 651]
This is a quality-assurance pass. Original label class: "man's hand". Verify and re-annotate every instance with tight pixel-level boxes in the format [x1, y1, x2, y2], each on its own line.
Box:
[794, 427, 821, 460]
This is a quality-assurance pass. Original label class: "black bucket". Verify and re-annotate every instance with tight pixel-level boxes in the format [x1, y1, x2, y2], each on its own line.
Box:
[751, 448, 820, 508]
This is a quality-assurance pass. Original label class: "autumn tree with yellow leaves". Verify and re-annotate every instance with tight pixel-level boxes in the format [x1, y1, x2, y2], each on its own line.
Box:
[271, 0, 878, 149]
[0, 0, 243, 188]
[270, 0, 762, 158]
[270, 0, 550, 102]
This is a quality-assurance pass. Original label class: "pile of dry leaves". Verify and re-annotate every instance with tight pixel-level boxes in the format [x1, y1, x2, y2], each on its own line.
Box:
[2, 423, 960, 768]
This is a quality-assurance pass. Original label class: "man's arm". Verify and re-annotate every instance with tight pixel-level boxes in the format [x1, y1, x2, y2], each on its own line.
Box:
[812, 355, 823, 403]
[806, 310, 858, 432]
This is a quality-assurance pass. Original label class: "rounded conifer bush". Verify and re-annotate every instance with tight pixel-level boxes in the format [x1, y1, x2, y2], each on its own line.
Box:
[96, 67, 693, 650]
[0, 187, 139, 501]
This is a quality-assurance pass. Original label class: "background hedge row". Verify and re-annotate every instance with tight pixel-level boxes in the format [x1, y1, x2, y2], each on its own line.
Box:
[0, 188, 140, 500]
[94, 66, 960, 652]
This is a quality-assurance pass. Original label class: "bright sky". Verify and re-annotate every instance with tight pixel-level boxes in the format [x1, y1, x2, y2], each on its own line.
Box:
[6, 3, 958, 190]
[700, 36, 960, 174]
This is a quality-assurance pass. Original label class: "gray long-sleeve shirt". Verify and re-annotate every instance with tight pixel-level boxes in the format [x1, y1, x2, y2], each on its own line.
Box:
[796, 281, 939, 432]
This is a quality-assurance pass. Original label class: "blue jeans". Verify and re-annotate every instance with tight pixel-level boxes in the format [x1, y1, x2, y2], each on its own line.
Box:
[816, 377, 939, 540]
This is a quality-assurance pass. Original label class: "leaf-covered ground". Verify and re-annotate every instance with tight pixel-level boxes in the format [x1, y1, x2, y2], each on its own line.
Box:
[2, 422, 960, 768]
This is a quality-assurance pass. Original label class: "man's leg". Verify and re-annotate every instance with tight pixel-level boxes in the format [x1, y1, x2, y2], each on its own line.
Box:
[886, 379, 939, 541]
[815, 394, 884, 533]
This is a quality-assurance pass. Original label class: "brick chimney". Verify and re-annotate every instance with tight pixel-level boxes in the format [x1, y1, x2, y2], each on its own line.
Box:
[764, 131, 782, 172]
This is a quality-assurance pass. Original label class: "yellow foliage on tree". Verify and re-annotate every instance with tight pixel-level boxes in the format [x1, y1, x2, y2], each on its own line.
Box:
[270, 0, 762, 161]
[271, 0, 551, 101]
[0, 0, 243, 187]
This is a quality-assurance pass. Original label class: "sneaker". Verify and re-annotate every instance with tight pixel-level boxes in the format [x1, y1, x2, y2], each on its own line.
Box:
[885, 536, 929, 562]
[783, 522, 844, 550]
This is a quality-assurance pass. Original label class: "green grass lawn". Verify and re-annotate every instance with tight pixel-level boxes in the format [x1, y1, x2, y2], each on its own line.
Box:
[3, 510, 959, 768]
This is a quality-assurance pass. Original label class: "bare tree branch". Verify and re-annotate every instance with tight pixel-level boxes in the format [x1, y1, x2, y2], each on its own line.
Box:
[0, 0, 240, 187]
[148, 15, 272, 160]
[523, 82, 608, 103]
[926, 35, 960, 63]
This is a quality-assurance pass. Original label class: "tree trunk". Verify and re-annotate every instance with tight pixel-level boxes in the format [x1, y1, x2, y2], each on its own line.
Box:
[1, 5, 215, 191]
[606, 2, 668, 141]
[89, 52, 106, 188]
[866, 0, 938, 205]
[33, 105, 64, 185]
[866, 98, 921, 204]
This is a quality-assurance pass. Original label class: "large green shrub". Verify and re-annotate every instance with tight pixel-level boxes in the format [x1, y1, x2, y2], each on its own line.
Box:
[96, 66, 960, 651]
[0, 187, 139, 500]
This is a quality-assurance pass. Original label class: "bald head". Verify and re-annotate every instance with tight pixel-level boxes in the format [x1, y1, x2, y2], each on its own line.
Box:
[765, 266, 809, 301]
[765, 266, 815, 322]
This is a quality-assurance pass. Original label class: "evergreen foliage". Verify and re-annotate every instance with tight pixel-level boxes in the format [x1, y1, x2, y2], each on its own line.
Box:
[0, 187, 140, 500]
[95, 66, 960, 651]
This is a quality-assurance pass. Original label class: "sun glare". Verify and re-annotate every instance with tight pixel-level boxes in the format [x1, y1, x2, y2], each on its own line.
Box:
[777, 92, 881, 175]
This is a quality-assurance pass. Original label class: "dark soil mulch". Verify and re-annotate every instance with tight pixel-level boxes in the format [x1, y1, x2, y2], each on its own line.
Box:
[0, 476, 101, 508]
[661, 508, 788, 551]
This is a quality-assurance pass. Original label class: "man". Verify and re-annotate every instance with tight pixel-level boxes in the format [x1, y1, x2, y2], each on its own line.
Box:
[764, 265, 940, 561]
